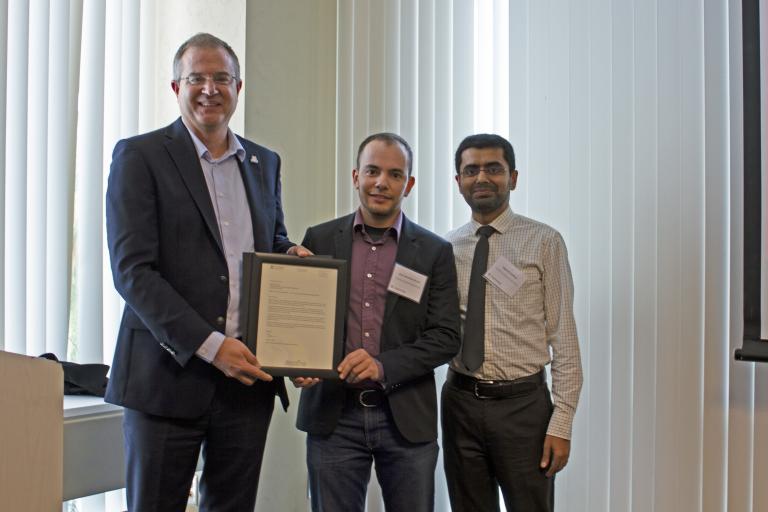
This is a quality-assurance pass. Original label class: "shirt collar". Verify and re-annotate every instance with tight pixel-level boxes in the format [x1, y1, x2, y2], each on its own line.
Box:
[353, 208, 403, 241]
[182, 119, 246, 163]
[471, 204, 515, 235]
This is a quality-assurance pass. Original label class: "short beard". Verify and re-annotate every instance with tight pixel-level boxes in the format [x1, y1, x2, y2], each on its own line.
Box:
[469, 188, 509, 214]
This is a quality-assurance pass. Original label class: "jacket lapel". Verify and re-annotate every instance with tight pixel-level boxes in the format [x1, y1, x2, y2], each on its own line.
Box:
[335, 215, 354, 270]
[237, 145, 271, 251]
[164, 119, 224, 253]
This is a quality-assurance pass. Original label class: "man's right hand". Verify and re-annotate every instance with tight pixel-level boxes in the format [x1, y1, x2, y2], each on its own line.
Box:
[212, 337, 273, 385]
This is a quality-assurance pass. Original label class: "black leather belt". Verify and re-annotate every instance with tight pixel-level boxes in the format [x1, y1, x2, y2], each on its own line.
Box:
[347, 388, 386, 408]
[447, 368, 544, 399]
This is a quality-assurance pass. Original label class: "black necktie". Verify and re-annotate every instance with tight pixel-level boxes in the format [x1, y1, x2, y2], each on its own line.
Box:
[461, 225, 496, 372]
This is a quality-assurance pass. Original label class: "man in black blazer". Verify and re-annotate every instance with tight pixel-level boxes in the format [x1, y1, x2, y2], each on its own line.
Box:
[105, 33, 306, 512]
[294, 133, 461, 511]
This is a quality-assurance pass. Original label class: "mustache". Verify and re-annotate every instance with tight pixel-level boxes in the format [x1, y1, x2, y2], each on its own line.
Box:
[471, 183, 498, 193]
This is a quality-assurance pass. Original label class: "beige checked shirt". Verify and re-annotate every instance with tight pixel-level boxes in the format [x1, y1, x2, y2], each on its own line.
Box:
[446, 206, 583, 439]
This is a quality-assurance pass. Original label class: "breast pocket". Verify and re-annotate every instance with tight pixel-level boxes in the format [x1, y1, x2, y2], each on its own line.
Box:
[520, 265, 543, 295]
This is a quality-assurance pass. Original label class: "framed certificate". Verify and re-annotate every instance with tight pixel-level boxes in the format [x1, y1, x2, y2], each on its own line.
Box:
[241, 252, 348, 378]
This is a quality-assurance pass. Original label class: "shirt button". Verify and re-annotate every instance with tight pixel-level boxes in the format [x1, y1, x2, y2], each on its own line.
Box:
[222, 221, 230, 227]
[217, 192, 224, 197]
[220, 275, 228, 283]
[216, 316, 225, 325]
[364, 302, 370, 307]
[364, 332, 370, 338]
[367, 273, 373, 279]
[371, 246, 377, 251]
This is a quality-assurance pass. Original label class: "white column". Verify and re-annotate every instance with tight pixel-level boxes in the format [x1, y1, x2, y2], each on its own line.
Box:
[337, 0, 356, 216]
[26, 0, 49, 357]
[45, 0, 75, 358]
[75, 0, 106, 363]
[608, 0, 635, 508]
[4, 0, 29, 354]
[244, 2, 336, 511]
[450, 0, 473, 229]
[431, 0, 453, 236]
[0, 0, 8, 352]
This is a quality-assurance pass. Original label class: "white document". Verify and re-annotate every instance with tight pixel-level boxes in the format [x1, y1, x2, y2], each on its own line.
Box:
[484, 256, 525, 298]
[387, 263, 428, 303]
[256, 263, 337, 369]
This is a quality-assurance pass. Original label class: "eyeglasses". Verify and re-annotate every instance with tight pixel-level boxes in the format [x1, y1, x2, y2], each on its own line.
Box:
[178, 73, 239, 86]
[459, 164, 508, 178]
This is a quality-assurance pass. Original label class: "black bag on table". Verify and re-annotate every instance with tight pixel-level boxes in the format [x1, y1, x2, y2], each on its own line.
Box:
[39, 353, 109, 397]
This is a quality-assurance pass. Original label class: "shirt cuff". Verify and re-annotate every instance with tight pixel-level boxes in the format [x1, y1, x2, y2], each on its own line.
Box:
[195, 331, 226, 363]
[546, 407, 574, 440]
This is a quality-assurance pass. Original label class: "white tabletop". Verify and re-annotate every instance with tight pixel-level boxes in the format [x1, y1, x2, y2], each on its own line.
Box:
[63, 395, 122, 419]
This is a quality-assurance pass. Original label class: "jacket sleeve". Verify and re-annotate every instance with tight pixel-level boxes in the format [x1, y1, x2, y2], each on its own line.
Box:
[106, 140, 215, 366]
[269, 152, 295, 254]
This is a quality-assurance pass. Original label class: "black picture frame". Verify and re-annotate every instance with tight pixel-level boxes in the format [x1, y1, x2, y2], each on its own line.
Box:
[241, 252, 348, 378]
[736, 0, 768, 362]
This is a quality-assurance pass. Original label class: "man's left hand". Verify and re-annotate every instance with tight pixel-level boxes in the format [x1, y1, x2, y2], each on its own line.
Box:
[287, 245, 313, 257]
[540, 434, 571, 477]
[337, 348, 381, 383]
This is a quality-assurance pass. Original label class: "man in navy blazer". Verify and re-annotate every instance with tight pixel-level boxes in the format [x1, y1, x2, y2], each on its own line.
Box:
[105, 33, 306, 512]
[294, 133, 461, 511]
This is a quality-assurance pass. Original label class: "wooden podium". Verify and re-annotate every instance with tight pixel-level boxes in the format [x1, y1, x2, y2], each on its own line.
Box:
[0, 350, 64, 510]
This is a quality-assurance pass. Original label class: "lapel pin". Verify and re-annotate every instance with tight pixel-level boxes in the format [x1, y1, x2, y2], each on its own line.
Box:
[250, 155, 259, 164]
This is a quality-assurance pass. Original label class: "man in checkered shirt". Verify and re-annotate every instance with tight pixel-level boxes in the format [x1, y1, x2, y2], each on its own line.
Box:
[442, 134, 583, 512]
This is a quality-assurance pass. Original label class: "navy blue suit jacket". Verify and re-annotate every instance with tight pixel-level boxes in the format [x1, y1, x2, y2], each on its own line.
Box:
[296, 213, 461, 443]
[105, 118, 293, 418]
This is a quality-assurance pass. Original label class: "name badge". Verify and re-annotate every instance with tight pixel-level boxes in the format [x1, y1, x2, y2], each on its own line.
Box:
[484, 256, 525, 298]
[387, 263, 428, 303]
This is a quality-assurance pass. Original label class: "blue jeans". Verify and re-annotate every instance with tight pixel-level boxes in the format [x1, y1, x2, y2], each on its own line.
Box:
[307, 398, 439, 512]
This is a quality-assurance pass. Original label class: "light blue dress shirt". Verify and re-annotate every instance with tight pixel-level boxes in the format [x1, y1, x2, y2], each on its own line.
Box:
[182, 121, 254, 363]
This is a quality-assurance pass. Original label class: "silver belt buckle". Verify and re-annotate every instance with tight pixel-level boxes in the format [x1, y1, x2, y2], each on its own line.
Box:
[473, 380, 495, 399]
[358, 389, 378, 407]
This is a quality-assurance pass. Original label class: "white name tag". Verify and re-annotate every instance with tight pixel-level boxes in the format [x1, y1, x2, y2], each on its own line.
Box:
[484, 256, 525, 298]
[387, 263, 428, 303]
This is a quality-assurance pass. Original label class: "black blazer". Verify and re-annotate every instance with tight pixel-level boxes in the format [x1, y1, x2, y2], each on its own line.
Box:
[296, 213, 460, 443]
[105, 118, 293, 418]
